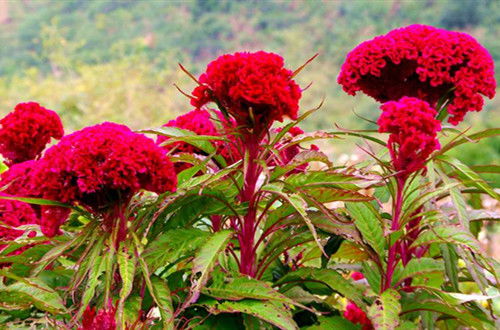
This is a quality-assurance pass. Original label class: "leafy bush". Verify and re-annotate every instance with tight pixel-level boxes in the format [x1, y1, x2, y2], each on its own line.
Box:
[0, 24, 499, 330]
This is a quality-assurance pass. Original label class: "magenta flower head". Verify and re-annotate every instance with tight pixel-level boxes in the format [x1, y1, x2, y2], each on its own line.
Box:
[33, 122, 177, 237]
[0, 102, 64, 165]
[80, 301, 117, 330]
[191, 51, 302, 130]
[338, 24, 496, 125]
[0, 161, 40, 253]
[378, 97, 441, 179]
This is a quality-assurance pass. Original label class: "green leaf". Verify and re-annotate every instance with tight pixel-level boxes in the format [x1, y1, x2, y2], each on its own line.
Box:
[440, 244, 459, 291]
[401, 300, 490, 329]
[0, 195, 72, 208]
[363, 261, 382, 299]
[137, 244, 174, 329]
[346, 202, 385, 259]
[437, 128, 500, 155]
[284, 171, 363, 190]
[265, 191, 325, 255]
[300, 186, 372, 203]
[0, 272, 66, 314]
[393, 258, 443, 286]
[117, 246, 136, 328]
[144, 228, 210, 271]
[304, 316, 361, 329]
[437, 155, 499, 199]
[150, 276, 174, 327]
[411, 225, 481, 252]
[368, 289, 401, 330]
[275, 267, 365, 308]
[184, 230, 233, 307]
[202, 272, 303, 308]
[199, 298, 298, 330]
[76, 254, 106, 319]
[32, 223, 97, 276]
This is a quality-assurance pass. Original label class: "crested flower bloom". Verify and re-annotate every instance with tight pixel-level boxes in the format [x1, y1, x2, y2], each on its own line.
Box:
[80, 302, 116, 330]
[338, 24, 496, 125]
[344, 302, 373, 330]
[1, 160, 38, 197]
[191, 51, 302, 129]
[33, 122, 177, 238]
[378, 97, 441, 179]
[0, 198, 38, 243]
[0, 161, 40, 256]
[0, 102, 64, 165]
[158, 110, 241, 172]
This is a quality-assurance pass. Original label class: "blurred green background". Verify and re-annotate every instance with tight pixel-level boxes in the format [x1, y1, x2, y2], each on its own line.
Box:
[0, 0, 498, 178]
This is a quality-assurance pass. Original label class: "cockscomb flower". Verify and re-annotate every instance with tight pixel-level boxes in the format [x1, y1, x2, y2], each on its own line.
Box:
[191, 51, 302, 129]
[0, 198, 38, 243]
[0, 102, 64, 165]
[33, 122, 177, 237]
[344, 302, 373, 330]
[1, 161, 38, 197]
[0, 161, 41, 260]
[158, 110, 242, 172]
[378, 97, 441, 179]
[80, 302, 117, 330]
[338, 24, 496, 125]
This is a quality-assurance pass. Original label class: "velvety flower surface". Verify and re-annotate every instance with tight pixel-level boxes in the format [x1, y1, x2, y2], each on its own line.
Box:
[0, 198, 38, 243]
[378, 97, 441, 178]
[338, 24, 496, 125]
[344, 302, 373, 330]
[0, 161, 40, 253]
[0, 102, 64, 165]
[80, 304, 116, 330]
[191, 51, 302, 126]
[33, 122, 177, 237]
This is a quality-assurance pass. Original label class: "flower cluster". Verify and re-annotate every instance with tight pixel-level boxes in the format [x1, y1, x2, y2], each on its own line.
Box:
[158, 109, 241, 172]
[378, 97, 441, 178]
[344, 302, 372, 330]
[80, 303, 116, 330]
[0, 199, 38, 243]
[191, 51, 302, 128]
[0, 161, 40, 253]
[33, 122, 177, 237]
[0, 102, 64, 165]
[338, 24, 496, 124]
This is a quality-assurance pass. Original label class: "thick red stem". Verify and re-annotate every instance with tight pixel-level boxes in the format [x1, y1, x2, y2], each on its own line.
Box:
[383, 177, 405, 291]
[237, 133, 262, 277]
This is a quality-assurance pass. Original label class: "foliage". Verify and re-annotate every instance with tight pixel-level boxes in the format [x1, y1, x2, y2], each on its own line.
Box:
[0, 8, 498, 330]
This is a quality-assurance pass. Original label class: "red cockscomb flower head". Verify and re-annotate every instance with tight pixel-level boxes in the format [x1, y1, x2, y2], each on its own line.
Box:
[378, 97, 441, 179]
[80, 302, 116, 330]
[344, 302, 373, 330]
[1, 161, 38, 197]
[0, 102, 64, 165]
[338, 24, 496, 125]
[191, 51, 302, 129]
[0, 161, 41, 260]
[33, 122, 177, 237]
[0, 198, 38, 243]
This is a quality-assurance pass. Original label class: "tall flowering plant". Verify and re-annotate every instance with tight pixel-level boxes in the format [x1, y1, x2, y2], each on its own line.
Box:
[0, 25, 498, 330]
